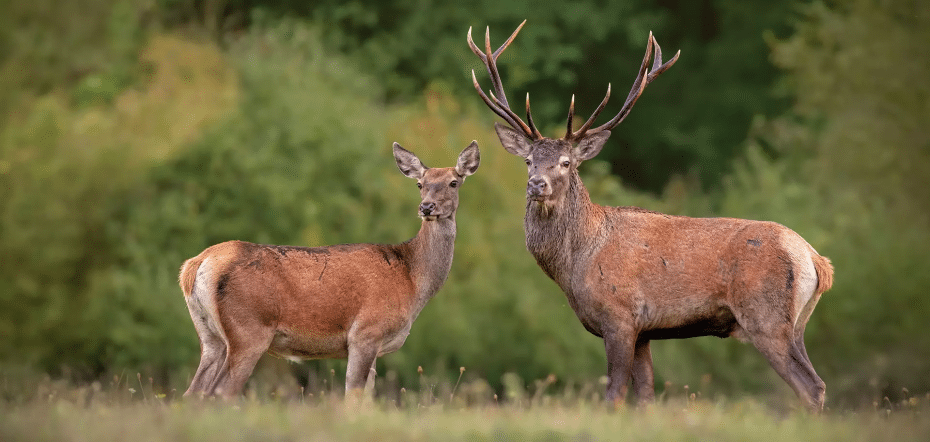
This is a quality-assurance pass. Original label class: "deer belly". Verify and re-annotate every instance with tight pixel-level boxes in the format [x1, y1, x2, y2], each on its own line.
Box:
[267, 331, 348, 361]
[639, 307, 737, 340]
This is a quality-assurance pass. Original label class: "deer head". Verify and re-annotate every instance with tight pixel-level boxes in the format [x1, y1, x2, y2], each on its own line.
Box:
[468, 21, 678, 207]
[393, 141, 480, 221]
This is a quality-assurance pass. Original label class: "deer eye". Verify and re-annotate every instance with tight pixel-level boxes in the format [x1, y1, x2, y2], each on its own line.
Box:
[561, 160, 571, 168]
[524, 159, 531, 165]
[449, 181, 458, 188]
[416, 182, 422, 189]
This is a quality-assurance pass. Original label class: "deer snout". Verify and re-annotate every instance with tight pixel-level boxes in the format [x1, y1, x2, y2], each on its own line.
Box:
[527, 176, 550, 199]
[419, 201, 437, 217]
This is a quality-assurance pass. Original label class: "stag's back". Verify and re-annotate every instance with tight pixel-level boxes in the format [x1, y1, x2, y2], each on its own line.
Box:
[594, 207, 829, 309]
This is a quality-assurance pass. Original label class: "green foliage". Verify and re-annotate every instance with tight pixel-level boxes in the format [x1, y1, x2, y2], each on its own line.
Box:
[0, 0, 148, 113]
[85, 20, 397, 376]
[154, 0, 797, 193]
[302, 0, 798, 192]
[0, 97, 118, 373]
[758, 0, 930, 404]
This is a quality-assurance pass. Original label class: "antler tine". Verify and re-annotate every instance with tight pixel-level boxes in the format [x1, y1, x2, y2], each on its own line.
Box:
[466, 26, 488, 63]
[471, 70, 524, 133]
[619, 32, 655, 111]
[467, 24, 519, 110]
[526, 93, 542, 139]
[489, 90, 534, 136]
[482, 26, 510, 109]
[567, 83, 611, 141]
[587, 32, 678, 135]
[564, 95, 575, 139]
[647, 35, 680, 84]
[468, 21, 539, 140]
[495, 20, 526, 58]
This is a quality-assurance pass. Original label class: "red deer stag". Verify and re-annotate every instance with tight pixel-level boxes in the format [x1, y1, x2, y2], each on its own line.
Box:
[179, 142, 480, 398]
[469, 21, 833, 410]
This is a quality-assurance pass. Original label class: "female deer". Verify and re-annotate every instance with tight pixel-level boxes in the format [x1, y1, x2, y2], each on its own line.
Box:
[179, 142, 480, 398]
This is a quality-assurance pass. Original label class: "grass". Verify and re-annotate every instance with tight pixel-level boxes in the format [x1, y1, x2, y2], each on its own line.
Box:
[2, 370, 929, 442]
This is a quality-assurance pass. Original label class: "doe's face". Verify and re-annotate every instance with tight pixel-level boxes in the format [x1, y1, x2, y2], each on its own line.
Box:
[415, 168, 464, 220]
[392, 141, 480, 221]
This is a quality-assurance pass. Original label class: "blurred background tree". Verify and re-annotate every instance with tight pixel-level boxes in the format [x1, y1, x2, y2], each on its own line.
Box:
[0, 0, 926, 407]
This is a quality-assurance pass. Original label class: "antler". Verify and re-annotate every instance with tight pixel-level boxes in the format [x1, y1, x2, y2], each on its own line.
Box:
[468, 20, 542, 140]
[565, 32, 680, 142]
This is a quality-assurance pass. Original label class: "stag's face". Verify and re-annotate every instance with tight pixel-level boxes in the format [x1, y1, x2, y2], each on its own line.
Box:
[393, 141, 480, 221]
[494, 123, 611, 205]
[522, 139, 573, 202]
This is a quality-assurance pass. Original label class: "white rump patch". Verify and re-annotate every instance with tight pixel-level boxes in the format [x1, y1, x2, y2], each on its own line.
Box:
[779, 232, 818, 330]
[191, 257, 227, 343]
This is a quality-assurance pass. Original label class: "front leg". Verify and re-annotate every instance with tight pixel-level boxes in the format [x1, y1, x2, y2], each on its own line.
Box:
[631, 338, 655, 404]
[603, 325, 637, 405]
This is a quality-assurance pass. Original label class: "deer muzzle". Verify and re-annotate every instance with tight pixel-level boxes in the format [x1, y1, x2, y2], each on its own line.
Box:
[419, 201, 438, 220]
[527, 176, 551, 200]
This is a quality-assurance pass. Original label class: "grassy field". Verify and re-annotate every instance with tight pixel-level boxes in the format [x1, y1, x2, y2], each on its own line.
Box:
[2, 372, 929, 442]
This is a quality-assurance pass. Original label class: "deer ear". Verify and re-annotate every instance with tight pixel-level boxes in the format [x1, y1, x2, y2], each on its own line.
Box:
[393, 142, 427, 179]
[494, 123, 533, 157]
[574, 130, 612, 161]
[455, 141, 480, 177]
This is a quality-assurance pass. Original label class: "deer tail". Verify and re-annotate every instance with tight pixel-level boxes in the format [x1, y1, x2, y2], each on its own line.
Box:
[179, 255, 206, 297]
[811, 251, 834, 296]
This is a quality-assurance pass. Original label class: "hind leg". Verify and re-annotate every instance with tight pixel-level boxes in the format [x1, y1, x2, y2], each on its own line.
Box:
[631, 338, 655, 404]
[791, 293, 826, 409]
[793, 292, 822, 365]
[789, 341, 825, 410]
[208, 327, 274, 398]
[747, 326, 825, 412]
[184, 338, 226, 397]
[184, 298, 227, 397]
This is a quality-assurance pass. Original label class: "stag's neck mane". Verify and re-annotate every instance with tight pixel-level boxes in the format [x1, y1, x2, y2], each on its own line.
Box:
[524, 170, 606, 289]
[399, 216, 457, 307]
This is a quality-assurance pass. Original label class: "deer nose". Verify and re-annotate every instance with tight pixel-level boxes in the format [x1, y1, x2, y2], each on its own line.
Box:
[527, 176, 548, 196]
[419, 202, 436, 216]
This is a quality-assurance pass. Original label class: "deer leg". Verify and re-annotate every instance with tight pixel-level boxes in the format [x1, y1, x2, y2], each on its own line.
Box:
[184, 337, 226, 397]
[345, 344, 379, 399]
[363, 358, 378, 396]
[603, 326, 636, 405]
[785, 267, 826, 410]
[748, 329, 824, 412]
[208, 328, 273, 398]
[789, 341, 826, 411]
[183, 293, 227, 397]
[792, 329, 825, 404]
[630, 338, 655, 404]
[792, 291, 822, 370]
[788, 321, 826, 411]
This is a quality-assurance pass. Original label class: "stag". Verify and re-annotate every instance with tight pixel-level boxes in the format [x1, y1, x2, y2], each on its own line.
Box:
[469, 21, 833, 410]
[179, 142, 480, 398]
